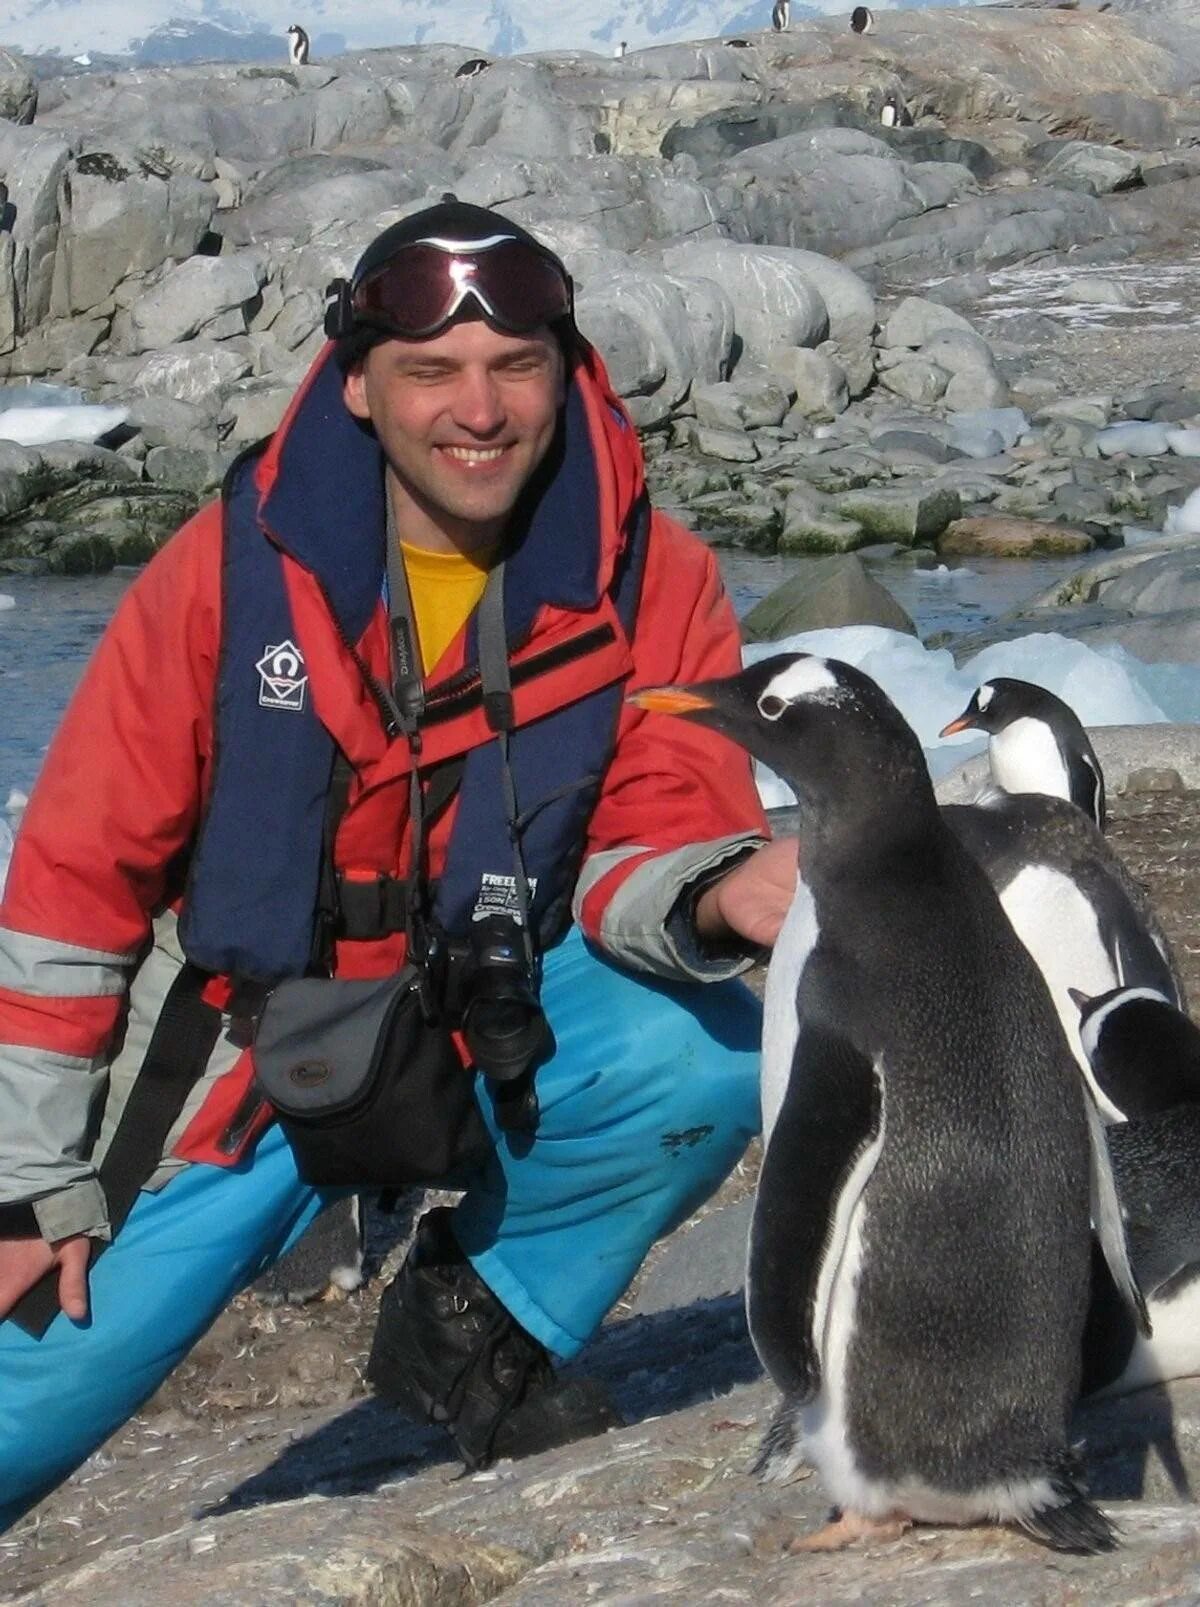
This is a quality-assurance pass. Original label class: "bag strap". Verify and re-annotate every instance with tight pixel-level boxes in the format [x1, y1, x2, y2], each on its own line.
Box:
[7, 961, 224, 1339]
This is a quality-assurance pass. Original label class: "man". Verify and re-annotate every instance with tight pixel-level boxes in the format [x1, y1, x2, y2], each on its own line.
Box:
[0, 199, 798, 1524]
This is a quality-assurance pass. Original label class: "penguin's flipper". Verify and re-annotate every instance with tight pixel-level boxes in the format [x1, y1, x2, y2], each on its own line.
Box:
[1083, 1083, 1151, 1337]
[747, 1020, 883, 1402]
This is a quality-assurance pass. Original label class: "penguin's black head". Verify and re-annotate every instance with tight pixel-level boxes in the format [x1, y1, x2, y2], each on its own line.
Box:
[632, 652, 934, 838]
[1072, 984, 1200, 1119]
[940, 677, 1076, 739]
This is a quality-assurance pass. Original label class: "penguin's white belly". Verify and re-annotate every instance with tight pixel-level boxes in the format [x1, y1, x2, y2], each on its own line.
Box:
[1092, 1273, 1200, 1399]
[990, 719, 1070, 803]
[800, 1112, 888, 1512]
[998, 863, 1123, 1115]
[760, 877, 818, 1145]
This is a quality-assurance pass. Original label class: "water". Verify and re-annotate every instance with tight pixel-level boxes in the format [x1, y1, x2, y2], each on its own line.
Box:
[0, 549, 1090, 803]
[0, 571, 136, 798]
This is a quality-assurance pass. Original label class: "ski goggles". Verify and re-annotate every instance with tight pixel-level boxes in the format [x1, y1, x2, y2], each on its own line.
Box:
[325, 234, 574, 342]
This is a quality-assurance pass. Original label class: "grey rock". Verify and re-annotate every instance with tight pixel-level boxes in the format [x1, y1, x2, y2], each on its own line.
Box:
[831, 484, 962, 545]
[0, 123, 71, 332]
[873, 428, 959, 467]
[947, 407, 1028, 452]
[1041, 141, 1142, 197]
[772, 347, 848, 420]
[692, 374, 790, 432]
[878, 358, 950, 406]
[677, 419, 759, 462]
[1096, 422, 1171, 457]
[1064, 276, 1136, 307]
[778, 484, 864, 553]
[630, 1196, 753, 1314]
[111, 254, 266, 354]
[0, 49, 36, 125]
[656, 240, 830, 371]
[881, 295, 978, 350]
[50, 152, 214, 319]
[740, 552, 917, 641]
[143, 444, 229, 496]
[218, 381, 293, 445]
[123, 343, 254, 406]
[1099, 549, 1200, 615]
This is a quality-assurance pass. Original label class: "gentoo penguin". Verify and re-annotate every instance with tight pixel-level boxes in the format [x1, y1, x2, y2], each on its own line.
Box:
[614, 39, 628, 57]
[633, 653, 1145, 1553]
[286, 23, 310, 66]
[454, 57, 491, 78]
[941, 677, 1107, 831]
[1072, 987, 1200, 1399]
[850, 5, 875, 33]
[942, 792, 1184, 1112]
[771, 0, 790, 31]
[253, 1195, 365, 1304]
[880, 91, 910, 129]
[725, 37, 753, 47]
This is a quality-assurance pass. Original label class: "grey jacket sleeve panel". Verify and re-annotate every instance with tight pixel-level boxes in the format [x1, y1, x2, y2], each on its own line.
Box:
[0, 924, 134, 1239]
[573, 834, 768, 982]
[34, 1176, 111, 1242]
[0, 1041, 113, 1237]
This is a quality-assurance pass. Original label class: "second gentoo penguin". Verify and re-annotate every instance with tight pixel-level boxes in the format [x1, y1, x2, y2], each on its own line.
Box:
[614, 39, 628, 58]
[633, 653, 1145, 1553]
[286, 23, 310, 65]
[454, 57, 491, 78]
[850, 5, 875, 32]
[942, 677, 1107, 830]
[1073, 987, 1200, 1399]
[771, 0, 790, 31]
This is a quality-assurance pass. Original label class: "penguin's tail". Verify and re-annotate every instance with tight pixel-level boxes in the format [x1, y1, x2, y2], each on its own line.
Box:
[1018, 1470, 1118, 1554]
[752, 1395, 807, 1483]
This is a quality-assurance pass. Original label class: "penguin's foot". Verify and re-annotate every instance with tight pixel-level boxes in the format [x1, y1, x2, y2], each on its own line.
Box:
[786, 1509, 911, 1552]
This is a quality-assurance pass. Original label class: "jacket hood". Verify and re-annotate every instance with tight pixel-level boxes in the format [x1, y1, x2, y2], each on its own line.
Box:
[247, 336, 646, 652]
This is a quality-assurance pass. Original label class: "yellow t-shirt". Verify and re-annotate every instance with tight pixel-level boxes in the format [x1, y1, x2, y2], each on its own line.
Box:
[399, 540, 497, 675]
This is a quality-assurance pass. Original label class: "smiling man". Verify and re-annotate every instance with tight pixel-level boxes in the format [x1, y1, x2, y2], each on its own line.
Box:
[0, 199, 799, 1521]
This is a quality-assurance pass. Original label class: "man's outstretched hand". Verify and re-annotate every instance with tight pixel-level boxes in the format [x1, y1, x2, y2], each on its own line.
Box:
[0, 1233, 91, 1322]
[694, 836, 800, 951]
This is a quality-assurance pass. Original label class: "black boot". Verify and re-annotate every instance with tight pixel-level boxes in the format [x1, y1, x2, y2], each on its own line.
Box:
[367, 1207, 624, 1469]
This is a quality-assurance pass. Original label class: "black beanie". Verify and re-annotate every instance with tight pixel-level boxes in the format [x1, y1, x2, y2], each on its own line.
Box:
[330, 196, 575, 369]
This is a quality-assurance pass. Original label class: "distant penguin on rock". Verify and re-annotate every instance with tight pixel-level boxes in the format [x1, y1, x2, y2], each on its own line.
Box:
[772, 0, 790, 31]
[880, 90, 912, 128]
[634, 653, 1145, 1554]
[614, 39, 628, 57]
[725, 36, 753, 47]
[850, 5, 875, 33]
[286, 23, 310, 65]
[942, 677, 1107, 831]
[454, 57, 491, 78]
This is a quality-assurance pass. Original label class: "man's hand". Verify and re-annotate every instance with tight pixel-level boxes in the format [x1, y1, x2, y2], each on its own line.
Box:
[0, 1233, 91, 1322]
[694, 837, 801, 951]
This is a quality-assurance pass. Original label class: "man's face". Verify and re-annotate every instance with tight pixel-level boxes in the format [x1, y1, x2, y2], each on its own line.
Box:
[342, 317, 566, 552]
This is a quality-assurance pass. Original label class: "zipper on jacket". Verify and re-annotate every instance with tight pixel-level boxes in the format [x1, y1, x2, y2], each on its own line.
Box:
[216, 1083, 269, 1156]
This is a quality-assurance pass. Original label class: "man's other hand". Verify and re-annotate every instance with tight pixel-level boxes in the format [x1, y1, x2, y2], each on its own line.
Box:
[694, 837, 800, 951]
[0, 1233, 91, 1322]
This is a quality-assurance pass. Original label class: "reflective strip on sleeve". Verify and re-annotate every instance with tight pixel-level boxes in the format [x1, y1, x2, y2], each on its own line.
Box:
[0, 925, 133, 998]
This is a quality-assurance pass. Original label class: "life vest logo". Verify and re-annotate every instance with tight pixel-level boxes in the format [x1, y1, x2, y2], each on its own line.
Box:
[256, 640, 308, 712]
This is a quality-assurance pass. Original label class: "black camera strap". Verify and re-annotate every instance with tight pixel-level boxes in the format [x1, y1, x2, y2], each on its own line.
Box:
[384, 502, 437, 997]
[477, 559, 538, 971]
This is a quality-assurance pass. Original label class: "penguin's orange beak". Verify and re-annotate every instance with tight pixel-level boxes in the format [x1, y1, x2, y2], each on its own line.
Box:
[628, 686, 715, 716]
[939, 711, 976, 738]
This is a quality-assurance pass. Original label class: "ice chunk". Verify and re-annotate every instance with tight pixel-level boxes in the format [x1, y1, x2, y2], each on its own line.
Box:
[0, 405, 128, 447]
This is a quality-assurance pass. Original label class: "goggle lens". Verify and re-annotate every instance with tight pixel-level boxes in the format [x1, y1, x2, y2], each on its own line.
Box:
[352, 239, 572, 339]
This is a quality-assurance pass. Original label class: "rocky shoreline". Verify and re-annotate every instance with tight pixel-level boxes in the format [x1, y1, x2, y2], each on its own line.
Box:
[0, 5, 1196, 667]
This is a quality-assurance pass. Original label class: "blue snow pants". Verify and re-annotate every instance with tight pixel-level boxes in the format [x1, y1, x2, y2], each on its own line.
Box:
[0, 927, 761, 1530]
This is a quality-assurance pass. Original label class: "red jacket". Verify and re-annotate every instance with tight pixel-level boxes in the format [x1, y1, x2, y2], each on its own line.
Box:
[0, 339, 766, 1242]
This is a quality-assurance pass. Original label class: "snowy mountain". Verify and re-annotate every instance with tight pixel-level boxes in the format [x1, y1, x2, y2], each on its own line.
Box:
[1, 0, 937, 70]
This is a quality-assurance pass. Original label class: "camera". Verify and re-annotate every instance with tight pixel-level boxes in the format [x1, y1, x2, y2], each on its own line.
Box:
[458, 914, 553, 1129]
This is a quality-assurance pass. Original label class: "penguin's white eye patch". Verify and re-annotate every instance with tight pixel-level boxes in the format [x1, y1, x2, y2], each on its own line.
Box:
[757, 693, 788, 721]
[976, 683, 995, 711]
[759, 656, 839, 708]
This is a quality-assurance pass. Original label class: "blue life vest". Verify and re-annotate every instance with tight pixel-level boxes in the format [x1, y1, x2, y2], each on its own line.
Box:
[178, 352, 647, 983]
